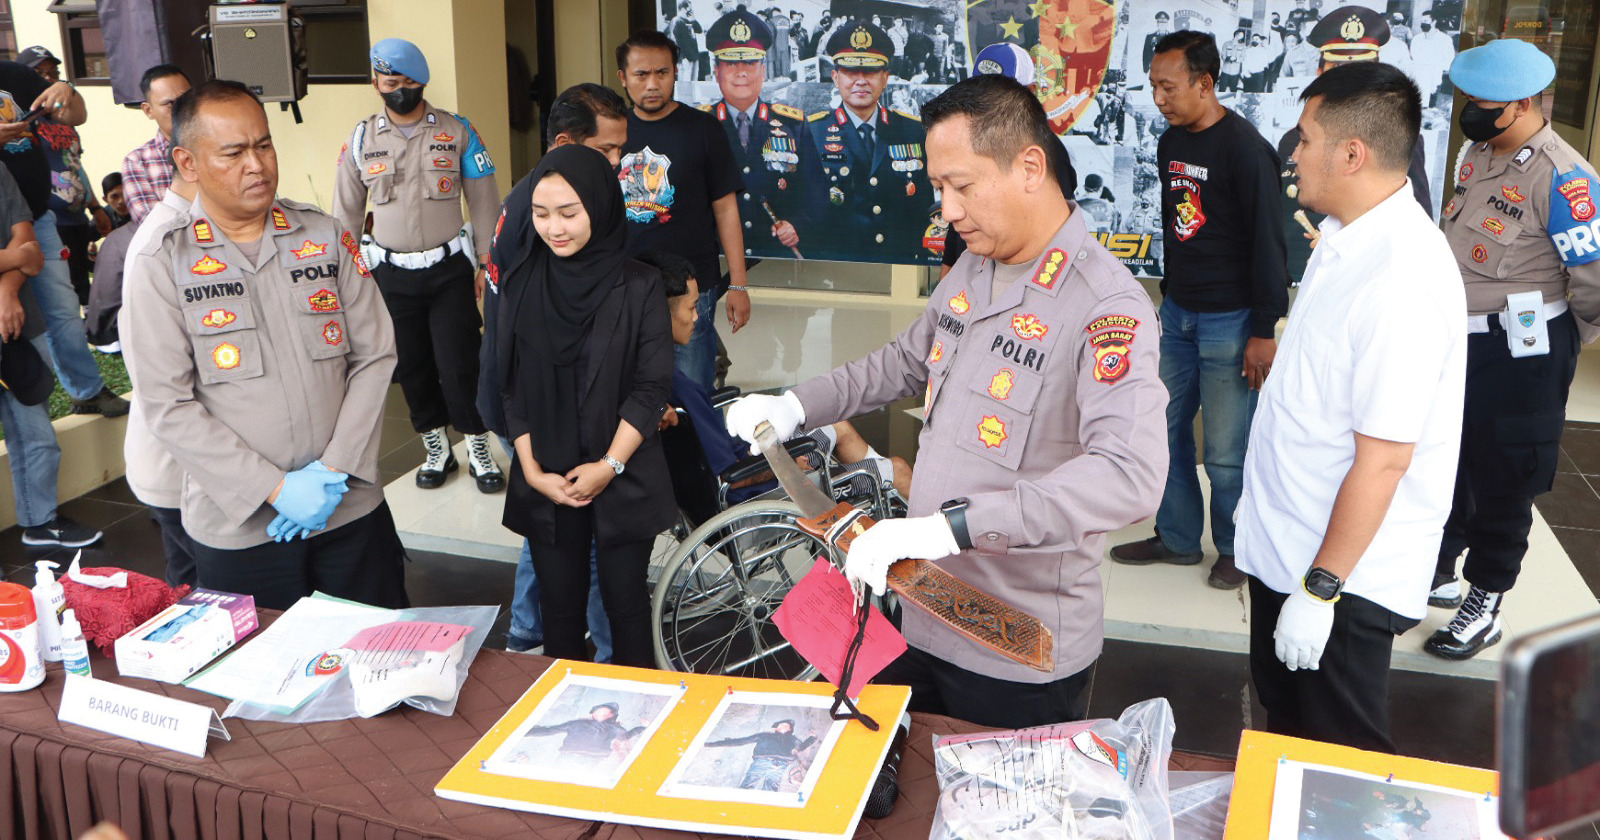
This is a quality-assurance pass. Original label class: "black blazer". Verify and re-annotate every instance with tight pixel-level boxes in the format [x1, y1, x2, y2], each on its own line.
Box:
[496, 258, 676, 548]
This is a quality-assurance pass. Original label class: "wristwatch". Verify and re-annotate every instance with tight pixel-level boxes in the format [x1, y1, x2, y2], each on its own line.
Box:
[1302, 567, 1343, 602]
[939, 497, 973, 550]
[602, 455, 626, 475]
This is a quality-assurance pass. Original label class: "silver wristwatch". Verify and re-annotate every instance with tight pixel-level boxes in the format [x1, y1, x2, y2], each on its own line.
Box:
[602, 455, 626, 475]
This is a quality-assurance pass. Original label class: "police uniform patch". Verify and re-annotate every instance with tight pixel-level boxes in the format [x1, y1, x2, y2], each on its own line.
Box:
[1459, 162, 1473, 182]
[437, 176, 453, 193]
[192, 220, 213, 244]
[1558, 177, 1595, 221]
[200, 309, 236, 329]
[493, 209, 505, 245]
[271, 208, 290, 231]
[191, 255, 227, 276]
[1011, 313, 1049, 340]
[1443, 199, 1457, 216]
[1031, 248, 1067, 290]
[1514, 146, 1534, 166]
[367, 163, 387, 175]
[1084, 314, 1140, 334]
[1502, 185, 1527, 203]
[1092, 341, 1131, 384]
[949, 290, 970, 315]
[1482, 217, 1506, 235]
[212, 342, 241, 370]
[433, 156, 454, 169]
[485, 260, 500, 293]
[928, 341, 944, 364]
[433, 131, 454, 143]
[337, 143, 347, 167]
[1472, 244, 1488, 263]
[292, 240, 328, 260]
[322, 320, 344, 346]
[339, 231, 372, 278]
[987, 369, 1016, 400]
[308, 289, 340, 312]
[977, 414, 1008, 448]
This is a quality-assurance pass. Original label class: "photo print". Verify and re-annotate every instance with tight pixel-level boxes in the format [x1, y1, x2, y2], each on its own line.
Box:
[484, 673, 682, 788]
[659, 690, 846, 807]
[1269, 761, 1509, 840]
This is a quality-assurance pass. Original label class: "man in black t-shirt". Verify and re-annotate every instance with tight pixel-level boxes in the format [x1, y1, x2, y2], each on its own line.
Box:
[615, 29, 748, 390]
[1110, 32, 1287, 590]
[0, 61, 127, 419]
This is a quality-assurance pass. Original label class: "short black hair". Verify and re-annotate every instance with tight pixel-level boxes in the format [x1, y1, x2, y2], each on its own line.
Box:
[921, 74, 1058, 180]
[547, 83, 629, 146]
[615, 29, 679, 72]
[139, 64, 189, 99]
[632, 250, 697, 297]
[100, 171, 122, 196]
[1153, 31, 1220, 82]
[1300, 62, 1420, 172]
[170, 80, 263, 151]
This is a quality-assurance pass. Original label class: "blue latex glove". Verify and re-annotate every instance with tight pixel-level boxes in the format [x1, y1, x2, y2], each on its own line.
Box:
[267, 514, 309, 542]
[270, 462, 350, 531]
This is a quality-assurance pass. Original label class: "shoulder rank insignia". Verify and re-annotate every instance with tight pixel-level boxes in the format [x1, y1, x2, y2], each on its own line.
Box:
[771, 102, 802, 120]
[1031, 248, 1067, 290]
[1514, 146, 1534, 166]
[191, 255, 227, 276]
[192, 219, 213, 244]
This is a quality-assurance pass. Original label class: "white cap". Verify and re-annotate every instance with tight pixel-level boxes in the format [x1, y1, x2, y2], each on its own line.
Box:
[34, 559, 59, 585]
[61, 608, 82, 638]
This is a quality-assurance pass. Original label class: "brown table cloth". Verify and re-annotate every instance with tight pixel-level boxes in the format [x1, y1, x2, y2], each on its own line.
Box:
[0, 613, 1231, 840]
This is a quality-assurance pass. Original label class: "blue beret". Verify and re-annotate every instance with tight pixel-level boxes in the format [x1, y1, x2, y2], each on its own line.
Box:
[973, 43, 1033, 87]
[1449, 39, 1553, 102]
[370, 38, 430, 85]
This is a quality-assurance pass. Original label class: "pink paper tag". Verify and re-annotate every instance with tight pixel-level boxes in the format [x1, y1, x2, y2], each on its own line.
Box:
[345, 621, 470, 653]
[773, 558, 907, 698]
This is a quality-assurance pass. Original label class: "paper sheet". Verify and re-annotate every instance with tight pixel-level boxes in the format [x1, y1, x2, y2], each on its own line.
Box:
[185, 594, 396, 713]
[771, 558, 906, 698]
[1267, 760, 1508, 840]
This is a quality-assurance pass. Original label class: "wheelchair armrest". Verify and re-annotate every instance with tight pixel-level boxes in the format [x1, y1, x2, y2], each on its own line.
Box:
[710, 386, 743, 409]
[720, 436, 820, 487]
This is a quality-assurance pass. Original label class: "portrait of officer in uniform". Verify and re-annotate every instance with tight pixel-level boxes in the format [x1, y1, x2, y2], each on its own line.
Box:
[1426, 39, 1600, 661]
[333, 38, 505, 494]
[1274, 6, 1433, 275]
[807, 20, 938, 265]
[123, 81, 406, 611]
[731, 75, 1167, 728]
[703, 6, 819, 260]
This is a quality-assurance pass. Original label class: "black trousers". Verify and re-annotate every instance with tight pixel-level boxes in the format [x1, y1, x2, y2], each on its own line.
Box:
[1248, 577, 1419, 753]
[147, 505, 197, 588]
[1437, 312, 1579, 593]
[532, 506, 653, 667]
[371, 252, 487, 435]
[191, 502, 410, 611]
[58, 221, 93, 305]
[875, 644, 1091, 729]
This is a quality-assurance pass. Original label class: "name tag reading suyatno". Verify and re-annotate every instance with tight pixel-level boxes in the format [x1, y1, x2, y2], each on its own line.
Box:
[58, 674, 229, 757]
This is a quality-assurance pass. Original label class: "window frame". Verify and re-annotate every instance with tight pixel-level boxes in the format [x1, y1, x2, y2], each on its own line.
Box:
[295, 1, 371, 85]
[48, 0, 108, 86]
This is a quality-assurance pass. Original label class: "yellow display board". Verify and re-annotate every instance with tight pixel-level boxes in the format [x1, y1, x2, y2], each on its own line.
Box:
[435, 661, 910, 840]
[1225, 730, 1501, 839]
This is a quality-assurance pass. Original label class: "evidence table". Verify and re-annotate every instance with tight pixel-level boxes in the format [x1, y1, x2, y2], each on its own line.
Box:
[0, 615, 1231, 840]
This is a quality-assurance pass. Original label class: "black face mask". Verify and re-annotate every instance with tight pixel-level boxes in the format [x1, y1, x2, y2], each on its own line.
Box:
[1420, 22, 1432, 30]
[381, 85, 424, 115]
[1460, 101, 1510, 142]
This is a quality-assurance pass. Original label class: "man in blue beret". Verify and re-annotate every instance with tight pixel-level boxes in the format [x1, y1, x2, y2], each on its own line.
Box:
[333, 38, 506, 495]
[1427, 38, 1600, 661]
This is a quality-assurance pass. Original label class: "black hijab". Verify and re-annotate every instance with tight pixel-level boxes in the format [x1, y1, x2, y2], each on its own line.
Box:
[515, 144, 628, 472]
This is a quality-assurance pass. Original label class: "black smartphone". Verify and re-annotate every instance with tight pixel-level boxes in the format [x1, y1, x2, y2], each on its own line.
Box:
[1498, 611, 1600, 838]
[14, 106, 48, 124]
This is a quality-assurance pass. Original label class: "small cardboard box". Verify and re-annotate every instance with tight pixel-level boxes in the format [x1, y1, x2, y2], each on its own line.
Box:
[115, 589, 258, 683]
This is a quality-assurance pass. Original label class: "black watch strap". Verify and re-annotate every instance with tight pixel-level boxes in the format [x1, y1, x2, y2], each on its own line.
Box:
[940, 498, 972, 550]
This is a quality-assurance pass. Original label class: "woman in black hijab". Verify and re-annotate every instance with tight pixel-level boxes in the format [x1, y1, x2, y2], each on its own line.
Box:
[496, 144, 675, 667]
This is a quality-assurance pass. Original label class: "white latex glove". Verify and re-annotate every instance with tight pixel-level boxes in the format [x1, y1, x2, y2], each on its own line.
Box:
[1273, 586, 1336, 671]
[725, 391, 806, 455]
[843, 514, 959, 595]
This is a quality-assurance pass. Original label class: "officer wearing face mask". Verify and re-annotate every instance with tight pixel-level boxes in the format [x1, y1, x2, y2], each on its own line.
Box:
[333, 38, 505, 495]
[1426, 39, 1600, 662]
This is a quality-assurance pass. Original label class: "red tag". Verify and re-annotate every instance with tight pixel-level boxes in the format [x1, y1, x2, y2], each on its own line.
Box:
[773, 558, 907, 699]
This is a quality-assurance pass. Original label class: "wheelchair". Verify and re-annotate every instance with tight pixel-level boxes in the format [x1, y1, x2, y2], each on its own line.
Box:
[648, 387, 906, 682]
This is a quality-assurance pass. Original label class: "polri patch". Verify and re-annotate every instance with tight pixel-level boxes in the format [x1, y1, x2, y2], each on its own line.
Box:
[948, 290, 970, 315]
[987, 369, 1015, 400]
[1084, 314, 1139, 334]
[1472, 244, 1488, 263]
[191, 255, 227, 276]
[977, 414, 1008, 449]
[1090, 330, 1132, 384]
[367, 163, 387, 175]
[292, 240, 328, 259]
[212, 342, 241, 370]
[1011, 313, 1049, 340]
[1502, 185, 1526, 203]
[437, 176, 453, 193]
[308, 289, 340, 312]
[1459, 162, 1473, 181]
[322, 320, 344, 346]
[928, 341, 943, 364]
[200, 309, 236, 328]
[1482, 217, 1506, 235]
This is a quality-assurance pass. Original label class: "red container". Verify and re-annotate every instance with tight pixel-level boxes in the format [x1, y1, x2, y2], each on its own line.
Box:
[0, 581, 43, 691]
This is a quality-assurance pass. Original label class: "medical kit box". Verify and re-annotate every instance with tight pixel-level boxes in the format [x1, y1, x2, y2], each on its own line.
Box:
[115, 589, 258, 683]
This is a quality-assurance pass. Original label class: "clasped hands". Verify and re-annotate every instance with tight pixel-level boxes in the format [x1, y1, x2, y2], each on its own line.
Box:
[266, 460, 349, 541]
[524, 460, 615, 506]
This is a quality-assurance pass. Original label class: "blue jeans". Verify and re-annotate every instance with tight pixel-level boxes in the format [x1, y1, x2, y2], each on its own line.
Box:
[28, 213, 105, 401]
[501, 439, 612, 661]
[1154, 297, 1257, 556]
[673, 288, 718, 390]
[0, 388, 59, 528]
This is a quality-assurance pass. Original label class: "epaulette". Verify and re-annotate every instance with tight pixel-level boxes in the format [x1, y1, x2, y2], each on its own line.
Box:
[137, 210, 195, 257]
[771, 103, 803, 120]
[695, 103, 714, 113]
[1544, 135, 1595, 177]
[807, 111, 831, 122]
[891, 109, 921, 123]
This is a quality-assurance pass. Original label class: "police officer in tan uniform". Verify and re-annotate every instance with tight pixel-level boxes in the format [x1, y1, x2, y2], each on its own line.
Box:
[124, 81, 406, 611]
[1426, 39, 1600, 660]
[729, 76, 1167, 728]
[333, 38, 504, 493]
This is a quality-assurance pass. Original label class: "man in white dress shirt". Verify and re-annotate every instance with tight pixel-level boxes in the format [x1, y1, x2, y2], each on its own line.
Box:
[1235, 61, 1466, 752]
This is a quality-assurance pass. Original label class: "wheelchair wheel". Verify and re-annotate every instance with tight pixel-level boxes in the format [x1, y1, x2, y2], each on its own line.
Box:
[646, 509, 694, 593]
[652, 500, 827, 681]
